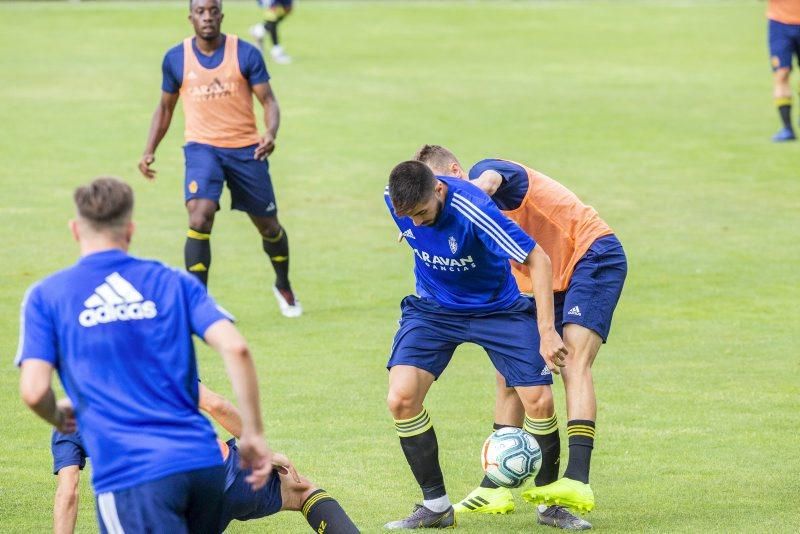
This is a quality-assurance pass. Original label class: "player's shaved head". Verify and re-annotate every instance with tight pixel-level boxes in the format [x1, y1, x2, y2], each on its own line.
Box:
[414, 145, 461, 176]
[190, 0, 221, 9]
[389, 161, 438, 216]
[74, 177, 134, 233]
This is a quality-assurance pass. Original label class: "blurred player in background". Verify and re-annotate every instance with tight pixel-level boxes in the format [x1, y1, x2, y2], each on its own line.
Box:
[382, 161, 572, 529]
[17, 177, 272, 533]
[139, 0, 301, 317]
[417, 146, 627, 530]
[51, 385, 359, 534]
[767, 0, 800, 141]
[250, 0, 294, 64]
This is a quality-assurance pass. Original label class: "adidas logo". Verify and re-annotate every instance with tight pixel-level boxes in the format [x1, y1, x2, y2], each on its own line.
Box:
[265, 202, 276, 212]
[541, 366, 552, 376]
[78, 272, 157, 328]
[567, 306, 582, 317]
[188, 70, 198, 80]
[402, 229, 415, 240]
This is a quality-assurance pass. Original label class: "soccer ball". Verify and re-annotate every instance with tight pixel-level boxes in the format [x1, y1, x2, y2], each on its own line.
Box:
[481, 427, 542, 488]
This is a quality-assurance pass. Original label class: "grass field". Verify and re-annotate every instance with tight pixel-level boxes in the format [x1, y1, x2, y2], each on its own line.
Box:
[1, 1, 799, 532]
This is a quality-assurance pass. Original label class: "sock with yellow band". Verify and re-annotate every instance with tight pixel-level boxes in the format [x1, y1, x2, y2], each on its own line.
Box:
[563, 419, 595, 484]
[524, 413, 560, 486]
[395, 408, 451, 512]
[262, 226, 291, 291]
[776, 96, 792, 130]
[185, 228, 210, 286]
[301, 489, 359, 534]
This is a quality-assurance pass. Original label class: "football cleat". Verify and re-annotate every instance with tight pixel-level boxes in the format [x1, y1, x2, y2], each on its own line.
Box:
[521, 478, 595, 513]
[272, 286, 302, 318]
[772, 127, 796, 142]
[537, 505, 592, 530]
[453, 486, 515, 514]
[384, 504, 456, 529]
[270, 45, 292, 64]
[249, 24, 266, 52]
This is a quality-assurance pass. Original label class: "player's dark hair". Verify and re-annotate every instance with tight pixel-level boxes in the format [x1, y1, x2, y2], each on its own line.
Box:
[74, 177, 134, 230]
[189, 0, 222, 10]
[414, 144, 460, 175]
[389, 161, 437, 215]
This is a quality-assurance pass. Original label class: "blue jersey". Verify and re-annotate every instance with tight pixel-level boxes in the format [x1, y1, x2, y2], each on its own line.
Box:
[385, 177, 536, 312]
[16, 250, 231, 494]
[162, 34, 269, 94]
[469, 159, 529, 211]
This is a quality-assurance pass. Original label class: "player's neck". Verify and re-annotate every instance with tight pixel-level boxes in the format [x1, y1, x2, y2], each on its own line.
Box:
[195, 34, 224, 55]
[79, 238, 129, 257]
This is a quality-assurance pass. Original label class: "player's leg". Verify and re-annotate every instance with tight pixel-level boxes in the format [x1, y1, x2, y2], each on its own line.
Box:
[384, 297, 461, 529]
[769, 20, 796, 141]
[265, 1, 293, 63]
[52, 430, 88, 534]
[221, 146, 301, 316]
[54, 466, 81, 534]
[185, 465, 226, 534]
[278, 469, 360, 533]
[183, 143, 225, 286]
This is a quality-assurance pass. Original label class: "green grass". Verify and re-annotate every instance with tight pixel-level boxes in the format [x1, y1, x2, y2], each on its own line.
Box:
[1, 1, 798, 532]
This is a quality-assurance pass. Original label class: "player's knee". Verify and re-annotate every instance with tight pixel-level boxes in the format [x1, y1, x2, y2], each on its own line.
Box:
[518, 386, 553, 417]
[188, 211, 214, 233]
[258, 218, 282, 239]
[774, 68, 791, 84]
[56, 469, 80, 502]
[386, 389, 420, 419]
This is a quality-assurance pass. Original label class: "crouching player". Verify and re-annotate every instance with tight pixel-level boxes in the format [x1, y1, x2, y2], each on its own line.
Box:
[51, 385, 359, 534]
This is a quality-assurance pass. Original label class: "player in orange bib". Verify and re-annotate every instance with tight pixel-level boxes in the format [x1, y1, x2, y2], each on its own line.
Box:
[767, 0, 800, 141]
[138, 0, 301, 317]
[416, 146, 627, 530]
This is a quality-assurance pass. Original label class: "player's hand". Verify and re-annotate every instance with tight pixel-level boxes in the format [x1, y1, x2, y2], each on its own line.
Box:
[254, 135, 275, 160]
[54, 398, 77, 434]
[237, 433, 273, 490]
[138, 154, 157, 180]
[540, 329, 568, 375]
[271, 452, 301, 483]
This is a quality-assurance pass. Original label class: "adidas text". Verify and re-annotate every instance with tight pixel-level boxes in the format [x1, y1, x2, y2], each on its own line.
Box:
[79, 302, 157, 328]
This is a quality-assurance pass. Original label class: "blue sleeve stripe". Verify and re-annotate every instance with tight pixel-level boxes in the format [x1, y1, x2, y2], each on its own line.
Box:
[452, 193, 529, 263]
[14, 283, 38, 367]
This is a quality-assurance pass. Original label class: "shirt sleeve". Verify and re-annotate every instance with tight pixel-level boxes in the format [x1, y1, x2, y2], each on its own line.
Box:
[181, 273, 235, 338]
[239, 41, 270, 86]
[469, 159, 529, 211]
[15, 283, 58, 367]
[161, 48, 182, 94]
[384, 187, 405, 230]
[452, 191, 535, 263]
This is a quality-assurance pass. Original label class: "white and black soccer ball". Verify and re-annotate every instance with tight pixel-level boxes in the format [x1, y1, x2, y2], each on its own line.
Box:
[481, 427, 542, 488]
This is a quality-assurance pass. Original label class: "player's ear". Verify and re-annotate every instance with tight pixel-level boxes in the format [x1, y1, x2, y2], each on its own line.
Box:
[125, 221, 136, 245]
[69, 219, 80, 243]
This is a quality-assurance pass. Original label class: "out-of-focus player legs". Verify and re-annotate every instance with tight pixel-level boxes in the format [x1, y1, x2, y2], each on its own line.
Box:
[184, 198, 217, 286]
[251, 1, 293, 63]
[54, 465, 80, 534]
[773, 67, 795, 141]
[248, 214, 302, 317]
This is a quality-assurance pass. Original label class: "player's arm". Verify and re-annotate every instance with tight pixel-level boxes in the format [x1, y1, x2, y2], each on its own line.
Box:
[19, 360, 76, 433]
[199, 383, 243, 439]
[203, 319, 273, 489]
[252, 81, 280, 160]
[523, 246, 568, 373]
[471, 170, 504, 196]
[138, 91, 179, 180]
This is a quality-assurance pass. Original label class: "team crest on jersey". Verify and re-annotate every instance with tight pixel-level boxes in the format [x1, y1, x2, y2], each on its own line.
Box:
[448, 235, 458, 254]
[78, 273, 157, 328]
[188, 180, 199, 194]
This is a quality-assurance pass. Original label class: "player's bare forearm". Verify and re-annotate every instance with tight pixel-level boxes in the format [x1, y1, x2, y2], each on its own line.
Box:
[524, 247, 568, 370]
[204, 321, 265, 437]
[19, 360, 75, 431]
[139, 92, 178, 179]
[199, 383, 243, 439]
[252, 82, 280, 160]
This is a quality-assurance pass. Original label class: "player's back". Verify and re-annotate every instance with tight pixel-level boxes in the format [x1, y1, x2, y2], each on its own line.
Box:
[20, 250, 223, 493]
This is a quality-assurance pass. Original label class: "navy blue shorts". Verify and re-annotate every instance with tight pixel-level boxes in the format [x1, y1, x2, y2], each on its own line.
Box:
[550, 234, 627, 342]
[96, 465, 225, 534]
[769, 19, 800, 71]
[52, 430, 88, 474]
[388, 295, 553, 387]
[184, 142, 278, 216]
[219, 438, 282, 530]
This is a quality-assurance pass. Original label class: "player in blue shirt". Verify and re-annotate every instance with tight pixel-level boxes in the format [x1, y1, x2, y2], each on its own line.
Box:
[17, 177, 272, 533]
[382, 161, 573, 529]
[51, 384, 360, 533]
